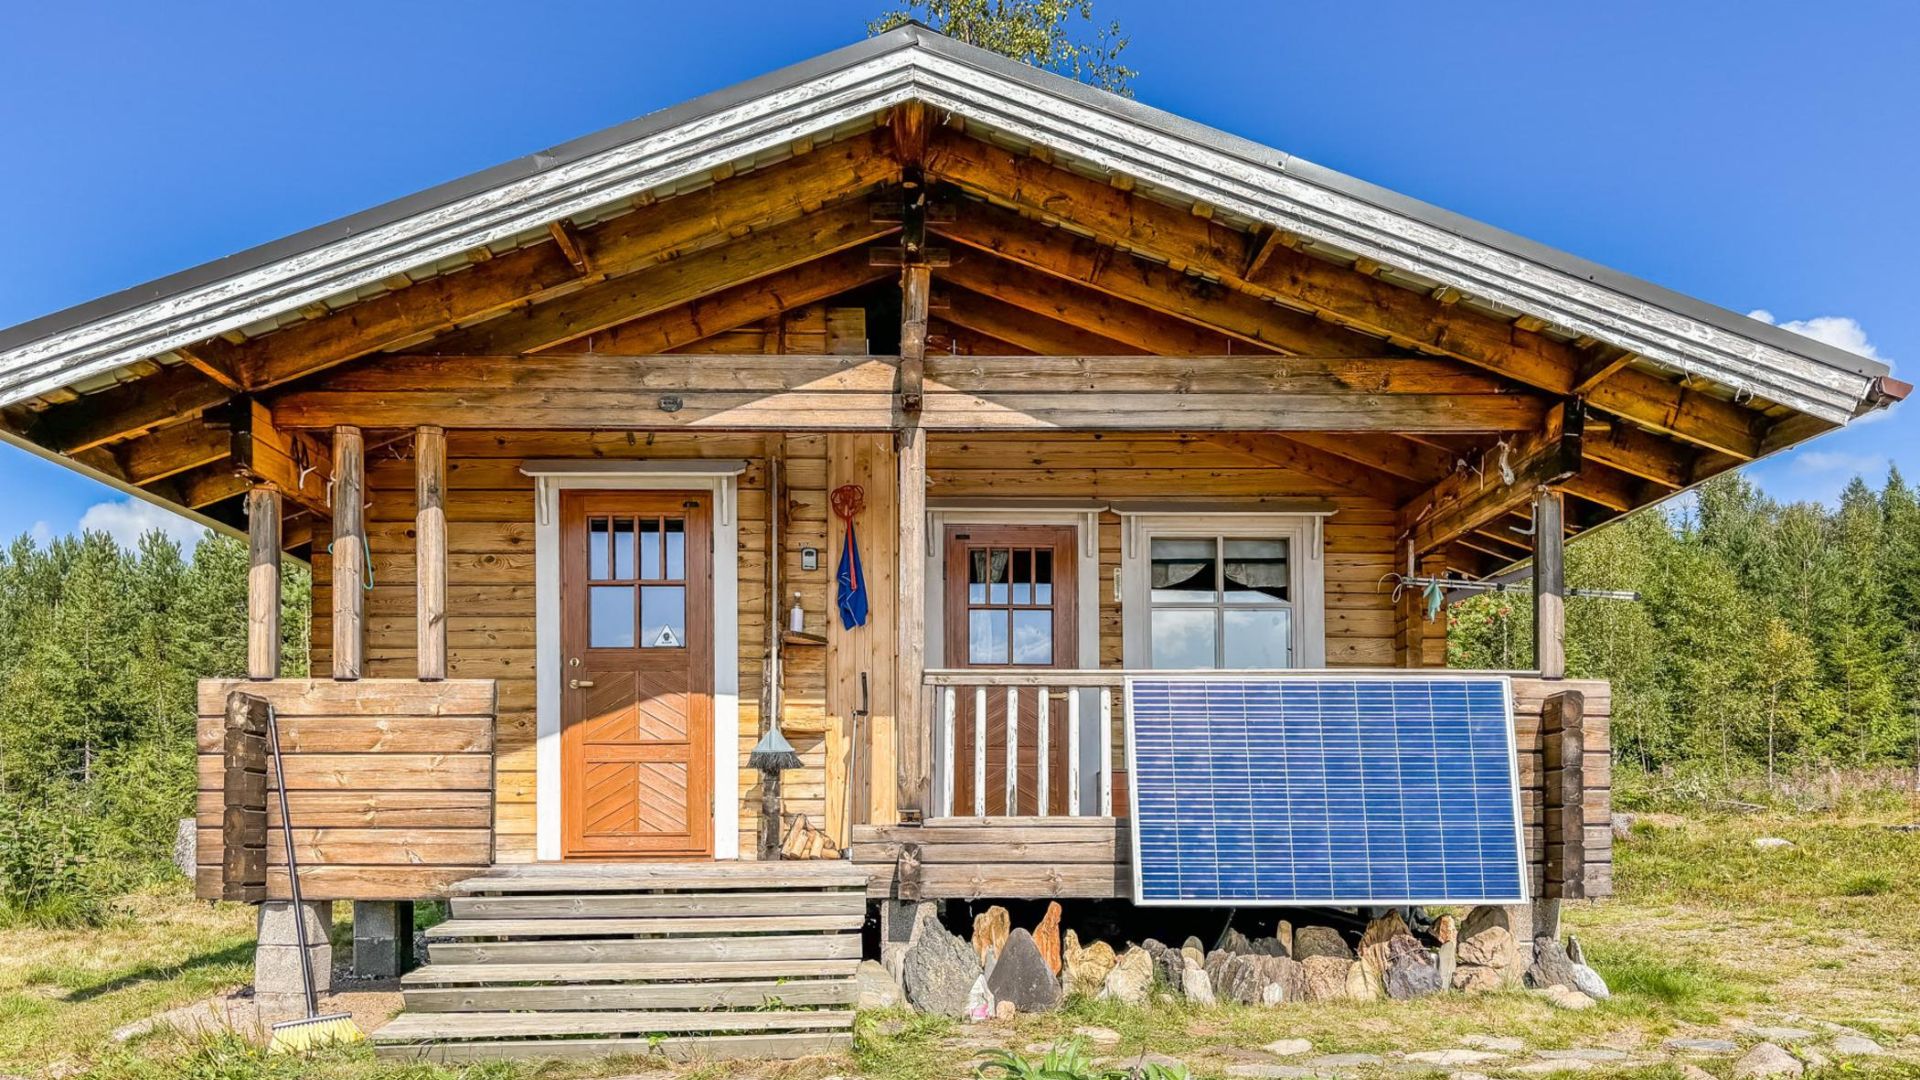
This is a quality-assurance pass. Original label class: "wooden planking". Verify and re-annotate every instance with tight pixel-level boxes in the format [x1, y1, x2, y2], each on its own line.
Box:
[375, 1010, 854, 1040]
[374, 1031, 853, 1063]
[826, 433, 900, 844]
[425, 914, 863, 938]
[403, 958, 860, 985]
[403, 978, 856, 1013]
[423, 934, 861, 965]
[447, 890, 864, 919]
[194, 677, 495, 900]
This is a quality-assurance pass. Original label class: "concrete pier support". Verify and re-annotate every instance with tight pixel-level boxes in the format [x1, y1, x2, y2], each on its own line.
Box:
[254, 900, 332, 1021]
[352, 900, 415, 978]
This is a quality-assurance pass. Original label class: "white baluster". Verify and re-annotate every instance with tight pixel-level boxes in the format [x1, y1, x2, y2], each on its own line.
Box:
[1099, 685, 1115, 817]
[1036, 690, 1051, 816]
[1005, 687, 1019, 816]
[974, 686, 988, 817]
[1067, 689, 1082, 817]
[940, 686, 956, 818]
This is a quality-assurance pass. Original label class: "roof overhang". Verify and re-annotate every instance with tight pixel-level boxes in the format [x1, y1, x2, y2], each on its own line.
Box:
[0, 25, 1894, 424]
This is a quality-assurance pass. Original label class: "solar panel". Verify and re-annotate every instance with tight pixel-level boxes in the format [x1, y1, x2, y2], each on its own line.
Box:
[1124, 676, 1527, 906]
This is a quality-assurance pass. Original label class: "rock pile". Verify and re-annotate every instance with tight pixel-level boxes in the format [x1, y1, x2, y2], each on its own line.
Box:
[893, 903, 1611, 1018]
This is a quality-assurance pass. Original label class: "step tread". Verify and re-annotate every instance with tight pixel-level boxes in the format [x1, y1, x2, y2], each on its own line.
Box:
[425, 933, 859, 964]
[402, 978, 859, 1012]
[426, 914, 863, 938]
[372, 1030, 854, 1063]
[448, 892, 866, 918]
[403, 959, 860, 985]
[454, 862, 867, 894]
[374, 1009, 853, 1042]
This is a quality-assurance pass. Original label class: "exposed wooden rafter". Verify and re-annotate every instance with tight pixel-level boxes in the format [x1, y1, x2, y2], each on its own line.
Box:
[1400, 399, 1585, 556]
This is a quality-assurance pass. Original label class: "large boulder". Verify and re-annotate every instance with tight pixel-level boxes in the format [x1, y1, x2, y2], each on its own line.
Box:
[972, 906, 1011, 964]
[1251, 954, 1306, 1005]
[902, 921, 984, 1018]
[1065, 939, 1117, 998]
[1454, 905, 1519, 989]
[1142, 938, 1183, 991]
[1299, 955, 1352, 1001]
[1217, 927, 1255, 955]
[1033, 902, 1064, 976]
[1357, 912, 1416, 999]
[1181, 957, 1215, 1004]
[1383, 938, 1443, 999]
[1526, 939, 1581, 991]
[1565, 937, 1610, 1000]
[854, 959, 902, 1009]
[986, 928, 1061, 1014]
[1292, 925, 1352, 960]
[1101, 946, 1154, 1005]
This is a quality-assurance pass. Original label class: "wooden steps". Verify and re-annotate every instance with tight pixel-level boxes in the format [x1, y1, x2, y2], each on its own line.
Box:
[373, 862, 866, 1063]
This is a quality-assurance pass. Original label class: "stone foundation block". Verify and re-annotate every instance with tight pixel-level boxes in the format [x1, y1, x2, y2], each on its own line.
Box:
[351, 900, 415, 978]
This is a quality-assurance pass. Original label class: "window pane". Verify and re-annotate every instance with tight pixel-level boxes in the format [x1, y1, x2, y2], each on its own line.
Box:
[1034, 548, 1053, 605]
[1225, 538, 1288, 603]
[1151, 608, 1216, 669]
[639, 518, 662, 580]
[612, 518, 636, 579]
[1150, 537, 1218, 602]
[590, 586, 635, 648]
[641, 586, 686, 648]
[1012, 609, 1053, 665]
[988, 549, 1010, 605]
[1224, 607, 1291, 668]
[589, 518, 611, 580]
[1011, 549, 1032, 605]
[968, 549, 988, 604]
[968, 609, 1009, 664]
[664, 518, 686, 581]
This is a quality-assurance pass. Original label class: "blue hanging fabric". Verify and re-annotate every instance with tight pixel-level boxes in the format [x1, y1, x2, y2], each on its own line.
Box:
[836, 520, 869, 629]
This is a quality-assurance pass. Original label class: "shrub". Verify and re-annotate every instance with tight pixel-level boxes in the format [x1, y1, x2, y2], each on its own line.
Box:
[0, 797, 106, 927]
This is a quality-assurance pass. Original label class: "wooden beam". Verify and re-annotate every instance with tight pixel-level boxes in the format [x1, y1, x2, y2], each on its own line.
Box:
[924, 132, 1766, 458]
[269, 353, 1549, 433]
[415, 425, 448, 682]
[1541, 689, 1586, 898]
[156, 462, 250, 510]
[176, 347, 245, 394]
[1560, 462, 1640, 514]
[546, 221, 593, 276]
[1284, 431, 1456, 484]
[896, 423, 929, 819]
[31, 365, 232, 454]
[936, 205, 1389, 356]
[118, 420, 230, 485]
[246, 486, 282, 680]
[940, 286, 1136, 355]
[424, 199, 897, 355]
[1401, 399, 1584, 556]
[332, 426, 366, 681]
[1581, 420, 1692, 490]
[899, 265, 931, 417]
[1572, 347, 1636, 394]
[196, 132, 900, 388]
[230, 399, 332, 515]
[571, 248, 892, 354]
[941, 254, 1250, 355]
[1533, 487, 1566, 679]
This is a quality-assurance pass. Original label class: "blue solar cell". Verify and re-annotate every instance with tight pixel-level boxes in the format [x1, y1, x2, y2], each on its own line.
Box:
[1125, 676, 1528, 906]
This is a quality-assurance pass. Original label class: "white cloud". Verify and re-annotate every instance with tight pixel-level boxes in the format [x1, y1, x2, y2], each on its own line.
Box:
[1747, 309, 1887, 365]
[1789, 449, 1887, 477]
[77, 498, 208, 551]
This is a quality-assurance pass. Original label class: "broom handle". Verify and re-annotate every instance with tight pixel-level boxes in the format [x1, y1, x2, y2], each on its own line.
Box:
[266, 702, 320, 1018]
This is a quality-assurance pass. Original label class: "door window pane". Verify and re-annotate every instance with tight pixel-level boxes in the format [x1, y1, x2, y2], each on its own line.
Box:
[1151, 608, 1216, 669]
[1012, 609, 1053, 665]
[987, 549, 1009, 604]
[968, 550, 988, 604]
[1224, 538, 1288, 603]
[639, 518, 662, 580]
[589, 518, 611, 580]
[641, 586, 686, 648]
[612, 518, 636, 579]
[1224, 607, 1291, 668]
[664, 518, 686, 581]
[1011, 549, 1032, 605]
[1150, 538, 1218, 602]
[968, 609, 1009, 664]
[590, 586, 635, 648]
[1034, 549, 1053, 605]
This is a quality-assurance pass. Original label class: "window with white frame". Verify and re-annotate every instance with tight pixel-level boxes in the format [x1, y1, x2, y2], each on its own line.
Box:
[1122, 514, 1327, 670]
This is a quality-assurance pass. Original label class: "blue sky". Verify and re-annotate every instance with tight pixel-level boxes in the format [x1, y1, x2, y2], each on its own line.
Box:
[1, 1, 1913, 547]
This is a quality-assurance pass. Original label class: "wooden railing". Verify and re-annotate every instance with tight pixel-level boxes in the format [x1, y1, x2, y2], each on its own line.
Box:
[926, 669, 1122, 819]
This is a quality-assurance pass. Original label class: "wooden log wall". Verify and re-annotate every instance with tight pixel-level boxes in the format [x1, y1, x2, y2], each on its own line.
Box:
[193, 678, 497, 900]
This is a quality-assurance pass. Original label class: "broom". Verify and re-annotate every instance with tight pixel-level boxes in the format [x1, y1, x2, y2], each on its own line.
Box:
[264, 701, 365, 1054]
[747, 722, 803, 772]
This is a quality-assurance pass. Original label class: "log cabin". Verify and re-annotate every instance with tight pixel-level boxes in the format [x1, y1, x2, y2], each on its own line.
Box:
[0, 25, 1903, 1061]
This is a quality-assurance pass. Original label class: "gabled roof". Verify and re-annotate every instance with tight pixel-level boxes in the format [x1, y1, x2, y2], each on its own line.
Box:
[0, 24, 1895, 423]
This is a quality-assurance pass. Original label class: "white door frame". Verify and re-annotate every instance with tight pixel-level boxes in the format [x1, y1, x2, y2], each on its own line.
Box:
[527, 462, 745, 862]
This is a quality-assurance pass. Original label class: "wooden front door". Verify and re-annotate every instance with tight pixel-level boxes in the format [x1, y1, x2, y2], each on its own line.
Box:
[561, 491, 712, 859]
[943, 525, 1078, 815]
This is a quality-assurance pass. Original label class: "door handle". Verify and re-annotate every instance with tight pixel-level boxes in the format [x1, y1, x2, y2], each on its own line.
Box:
[569, 679, 596, 690]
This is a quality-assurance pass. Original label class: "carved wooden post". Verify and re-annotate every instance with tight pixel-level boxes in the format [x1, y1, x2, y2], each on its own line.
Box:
[246, 485, 282, 680]
[895, 262, 931, 819]
[1533, 487, 1566, 680]
[1542, 689, 1588, 901]
[332, 425, 366, 681]
[415, 425, 447, 681]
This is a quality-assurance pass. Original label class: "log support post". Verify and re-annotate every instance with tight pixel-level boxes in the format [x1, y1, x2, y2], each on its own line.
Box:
[245, 486, 282, 680]
[895, 261, 932, 820]
[331, 425, 365, 680]
[1395, 552, 1448, 669]
[415, 425, 447, 681]
[1541, 689, 1588, 902]
[1533, 486, 1566, 680]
